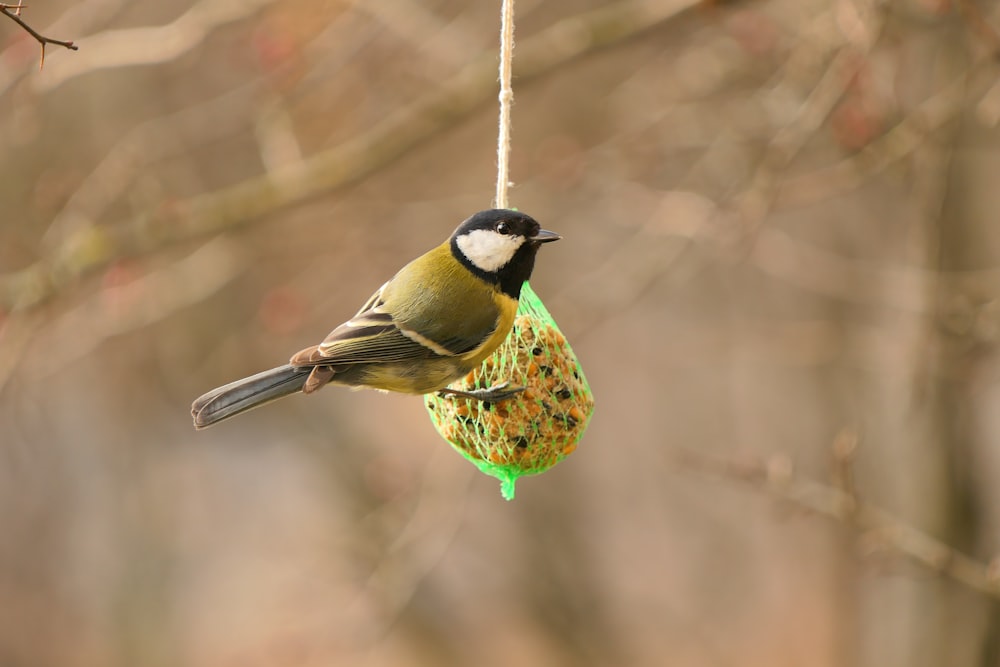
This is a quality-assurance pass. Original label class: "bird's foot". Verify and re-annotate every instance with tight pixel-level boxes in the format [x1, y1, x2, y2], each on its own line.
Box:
[437, 381, 525, 403]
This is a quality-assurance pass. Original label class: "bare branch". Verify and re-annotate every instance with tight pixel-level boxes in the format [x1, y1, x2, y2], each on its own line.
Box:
[672, 446, 1000, 600]
[0, 0, 703, 314]
[0, 2, 78, 69]
[48, 242, 243, 381]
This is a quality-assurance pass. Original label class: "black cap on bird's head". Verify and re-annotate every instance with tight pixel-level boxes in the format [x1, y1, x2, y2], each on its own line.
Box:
[450, 209, 560, 299]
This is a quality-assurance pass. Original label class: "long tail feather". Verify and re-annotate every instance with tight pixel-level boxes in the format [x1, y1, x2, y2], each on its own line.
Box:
[191, 364, 310, 429]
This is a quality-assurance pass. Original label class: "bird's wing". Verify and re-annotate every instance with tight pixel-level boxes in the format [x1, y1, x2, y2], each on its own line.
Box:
[289, 324, 437, 366]
[290, 247, 506, 368]
[288, 284, 494, 367]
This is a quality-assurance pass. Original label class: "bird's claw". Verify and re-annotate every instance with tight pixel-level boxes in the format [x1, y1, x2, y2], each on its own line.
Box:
[437, 381, 525, 403]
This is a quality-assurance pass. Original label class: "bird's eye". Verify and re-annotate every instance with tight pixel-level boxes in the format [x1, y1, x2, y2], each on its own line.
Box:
[496, 221, 511, 235]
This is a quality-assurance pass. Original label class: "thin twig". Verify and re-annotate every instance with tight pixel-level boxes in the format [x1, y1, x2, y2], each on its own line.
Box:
[953, 0, 1000, 57]
[672, 447, 1000, 600]
[27, 0, 272, 93]
[1, 3, 78, 69]
[830, 428, 859, 514]
[731, 5, 886, 232]
[495, 0, 515, 209]
[775, 74, 971, 211]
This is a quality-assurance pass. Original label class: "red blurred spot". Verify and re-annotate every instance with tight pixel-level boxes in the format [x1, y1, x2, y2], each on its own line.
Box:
[726, 10, 780, 57]
[248, 17, 307, 93]
[257, 287, 306, 336]
[2, 33, 38, 69]
[157, 197, 181, 217]
[830, 98, 882, 151]
[251, 21, 300, 72]
[101, 261, 143, 315]
[363, 454, 411, 502]
[101, 260, 139, 290]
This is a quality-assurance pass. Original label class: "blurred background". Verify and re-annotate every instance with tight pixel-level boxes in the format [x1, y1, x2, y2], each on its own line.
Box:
[2, 0, 1000, 664]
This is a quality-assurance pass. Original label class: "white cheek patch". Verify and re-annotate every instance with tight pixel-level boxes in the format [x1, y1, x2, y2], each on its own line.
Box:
[455, 229, 525, 273]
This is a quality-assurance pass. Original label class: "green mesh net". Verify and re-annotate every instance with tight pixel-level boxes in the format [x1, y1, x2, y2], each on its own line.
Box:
[424, 282, 594, 499]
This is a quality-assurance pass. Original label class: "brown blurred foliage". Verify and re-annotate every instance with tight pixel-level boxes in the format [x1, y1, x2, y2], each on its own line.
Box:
[2, 0, 1000, 665]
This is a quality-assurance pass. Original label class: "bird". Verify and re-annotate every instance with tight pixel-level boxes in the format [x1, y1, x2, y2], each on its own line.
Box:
[191, 209, 560, 429]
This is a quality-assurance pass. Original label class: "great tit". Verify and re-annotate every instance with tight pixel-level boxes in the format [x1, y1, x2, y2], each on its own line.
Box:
[191, 209, 560, 429]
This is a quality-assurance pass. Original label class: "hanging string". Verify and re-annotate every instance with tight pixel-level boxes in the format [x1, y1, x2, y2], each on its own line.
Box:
[426, 0, 594, 499]
[494, 0, 515, 209]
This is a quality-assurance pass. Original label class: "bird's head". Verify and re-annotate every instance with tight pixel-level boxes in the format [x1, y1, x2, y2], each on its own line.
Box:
[450, 209, 559, 298]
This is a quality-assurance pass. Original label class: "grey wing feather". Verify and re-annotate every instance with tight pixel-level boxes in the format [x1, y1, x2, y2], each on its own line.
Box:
[316, 323, 440, 364]
[288, 275, 490, 368]
[289, 286, 448, 367]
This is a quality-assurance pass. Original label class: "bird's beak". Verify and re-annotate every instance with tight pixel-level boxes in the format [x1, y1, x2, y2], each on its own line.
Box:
[531, 229, 561, 244]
